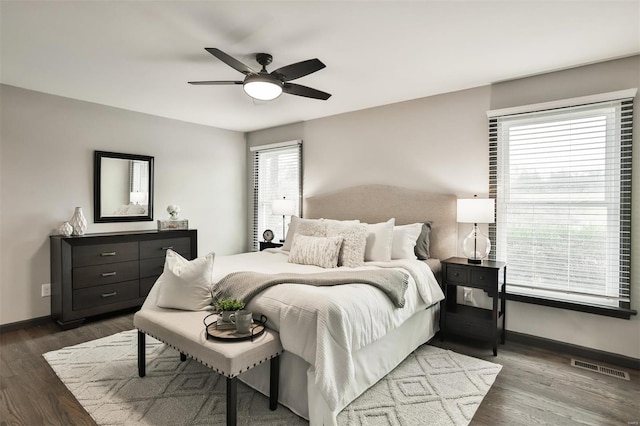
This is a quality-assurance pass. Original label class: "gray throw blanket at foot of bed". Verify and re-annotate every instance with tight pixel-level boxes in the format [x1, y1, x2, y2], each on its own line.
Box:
[212, 269, 409, 308]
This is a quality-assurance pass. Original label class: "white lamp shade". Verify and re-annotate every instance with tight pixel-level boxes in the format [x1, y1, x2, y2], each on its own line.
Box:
[243, 75, 283, 101]
[457, 198, 495, 224]
[272, 198, 296, 216]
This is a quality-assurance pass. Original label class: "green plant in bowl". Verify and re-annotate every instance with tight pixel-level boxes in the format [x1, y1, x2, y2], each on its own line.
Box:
[215, 298, 246, 322]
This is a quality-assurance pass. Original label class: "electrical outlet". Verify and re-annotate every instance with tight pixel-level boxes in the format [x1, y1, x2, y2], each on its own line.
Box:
[41, 283, 51, 297]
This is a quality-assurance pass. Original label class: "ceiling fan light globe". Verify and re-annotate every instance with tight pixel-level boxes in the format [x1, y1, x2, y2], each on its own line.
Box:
[243, 78, 283, 101]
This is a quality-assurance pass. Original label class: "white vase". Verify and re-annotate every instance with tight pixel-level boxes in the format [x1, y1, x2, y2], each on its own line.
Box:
[70, 207, 87, 236]
[57, 221, 73, 237]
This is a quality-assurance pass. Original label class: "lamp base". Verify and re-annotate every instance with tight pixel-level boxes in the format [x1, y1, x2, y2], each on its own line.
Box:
[467, 258, 482, 264]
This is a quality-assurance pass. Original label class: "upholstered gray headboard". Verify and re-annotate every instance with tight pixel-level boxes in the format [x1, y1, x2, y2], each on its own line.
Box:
[304, 184, 457, 261]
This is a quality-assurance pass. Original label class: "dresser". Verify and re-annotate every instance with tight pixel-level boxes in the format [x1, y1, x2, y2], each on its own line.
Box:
[50, 229, 197, 329]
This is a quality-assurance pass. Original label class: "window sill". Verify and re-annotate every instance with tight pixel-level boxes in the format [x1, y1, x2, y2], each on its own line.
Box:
[505, 292, 637, 320]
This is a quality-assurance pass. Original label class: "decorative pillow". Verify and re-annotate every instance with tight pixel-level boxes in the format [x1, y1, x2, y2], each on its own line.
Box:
[414, 222, 432, 260]
[288, 234, 343, 268]
[364, 218, 396, 262]
[326, 222, 367, 267]
[296, 219, 328, 238]
[391, 223, 423, 259]
[282, 217, 327, 251]
[156, 250, 215, 311]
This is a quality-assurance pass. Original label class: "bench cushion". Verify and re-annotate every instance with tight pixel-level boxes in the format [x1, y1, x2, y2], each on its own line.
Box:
[134, 307, 282, 378]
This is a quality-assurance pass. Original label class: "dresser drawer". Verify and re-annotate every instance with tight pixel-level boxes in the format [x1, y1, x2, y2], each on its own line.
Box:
[446, 265, 469, 284]
[470, 269, 497, 292]
[72, 242, 138, 267]
[140, 257, 165, 278]
[140, 276, 158, 298]
[72, 280, 139, 311]
[140, 237, 191, 260]
[72, 261, 139, 289]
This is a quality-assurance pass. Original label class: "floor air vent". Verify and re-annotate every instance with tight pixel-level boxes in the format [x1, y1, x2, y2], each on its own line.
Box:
[571, 359, 630, 380]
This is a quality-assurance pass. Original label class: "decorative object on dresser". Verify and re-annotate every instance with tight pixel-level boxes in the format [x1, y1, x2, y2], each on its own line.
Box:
[49, 229, 197, 329]
[441, 257, 507, 355]
[94, 151, 154, 223]
[57, 221, 73, 237]
[69, 207, 88, 236]
[457, 196, 495, 264]
[271, 196, 296, 242]
[157, 204, 189, 230]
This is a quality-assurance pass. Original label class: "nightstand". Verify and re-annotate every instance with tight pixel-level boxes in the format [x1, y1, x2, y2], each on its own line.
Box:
[259, 241, 283, 251]
[441, 257, 507, 356]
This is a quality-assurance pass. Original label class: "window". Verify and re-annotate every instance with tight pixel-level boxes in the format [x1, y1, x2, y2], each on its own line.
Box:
[488, 92, 633, 310]
[250, 141, 302, 251]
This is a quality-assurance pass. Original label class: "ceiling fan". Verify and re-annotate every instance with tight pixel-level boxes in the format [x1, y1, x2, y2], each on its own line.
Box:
[188, 48, 331, 101]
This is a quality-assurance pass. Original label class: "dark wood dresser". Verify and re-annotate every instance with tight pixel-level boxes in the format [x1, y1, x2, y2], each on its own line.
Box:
[50, 229, 197, 329]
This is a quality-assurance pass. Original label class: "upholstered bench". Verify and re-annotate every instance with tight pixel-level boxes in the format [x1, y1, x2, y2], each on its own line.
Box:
[134, 308, 283, 426]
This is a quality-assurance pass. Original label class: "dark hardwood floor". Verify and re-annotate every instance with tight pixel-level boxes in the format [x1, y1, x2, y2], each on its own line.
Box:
[1, 312, 638, 425]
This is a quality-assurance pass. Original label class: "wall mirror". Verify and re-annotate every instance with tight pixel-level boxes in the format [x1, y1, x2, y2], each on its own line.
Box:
[94, 151, 154, 222]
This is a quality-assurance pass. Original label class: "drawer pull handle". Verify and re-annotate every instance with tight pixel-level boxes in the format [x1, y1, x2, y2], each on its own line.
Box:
[454, 273, 459, 276]
[101, 252, 117, 257]
[161, 246, 174, 250]
[479, 276, 484, 280]
[101, 292, 117, 298]
[101, 272, 117, 277]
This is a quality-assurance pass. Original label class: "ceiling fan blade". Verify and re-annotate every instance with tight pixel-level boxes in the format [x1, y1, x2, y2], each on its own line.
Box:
[272, 58, 326, 81]
[204, 48, 257, 75]
[188, 81, 243, 85]
[283, 83, 331, 100]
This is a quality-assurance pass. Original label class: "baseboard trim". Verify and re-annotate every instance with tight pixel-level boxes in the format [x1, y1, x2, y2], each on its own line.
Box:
[508, 330, 640, 371]
[0, 316, 53, 334]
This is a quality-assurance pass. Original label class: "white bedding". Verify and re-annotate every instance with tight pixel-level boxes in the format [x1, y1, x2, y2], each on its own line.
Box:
[209, 249, 445, 411]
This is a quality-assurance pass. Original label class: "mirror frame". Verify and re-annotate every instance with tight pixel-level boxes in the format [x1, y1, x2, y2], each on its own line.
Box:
[94, 150, 154, 223]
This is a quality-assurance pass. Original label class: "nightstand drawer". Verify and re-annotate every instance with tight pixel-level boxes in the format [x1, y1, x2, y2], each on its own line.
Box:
[470, 269, 497, 292]
[446, 265, 469, 284]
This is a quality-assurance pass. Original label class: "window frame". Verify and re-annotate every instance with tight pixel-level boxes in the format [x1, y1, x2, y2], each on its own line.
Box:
[487, 90, 636, 319]
[249, 140, 302, 251]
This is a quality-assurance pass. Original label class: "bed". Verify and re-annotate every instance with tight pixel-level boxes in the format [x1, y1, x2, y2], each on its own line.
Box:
[233, 185, 456, 424]
[142, 184, 457, 425]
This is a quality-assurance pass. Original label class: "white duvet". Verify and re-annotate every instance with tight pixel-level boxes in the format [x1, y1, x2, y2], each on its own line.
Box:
[211, 249, 445, 410]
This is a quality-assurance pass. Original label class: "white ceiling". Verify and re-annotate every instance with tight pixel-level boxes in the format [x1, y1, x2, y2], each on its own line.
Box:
[2, 1, 639, 132]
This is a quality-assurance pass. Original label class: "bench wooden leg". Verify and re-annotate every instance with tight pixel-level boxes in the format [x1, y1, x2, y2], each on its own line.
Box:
[137, 331, 146, 378]
[180, 353, 186, 362]
[226, 376, 237, 426]
[269, 355, 279, 411]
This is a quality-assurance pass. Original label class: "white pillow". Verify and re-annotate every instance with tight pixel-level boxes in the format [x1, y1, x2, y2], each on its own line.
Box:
[288, 234, 343, 268]
[391, 223, 423, 259]
[282, 216, 359, 251]
[326, 222, 367, 267]
[364, 218, 396, 261]
[156, 250, 215, 311]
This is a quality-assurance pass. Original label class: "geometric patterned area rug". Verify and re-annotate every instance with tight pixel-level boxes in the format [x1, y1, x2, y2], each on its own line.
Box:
[44, 329, 501, 426]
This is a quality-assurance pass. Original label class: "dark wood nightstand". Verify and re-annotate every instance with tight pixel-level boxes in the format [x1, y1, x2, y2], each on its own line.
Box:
[259, 241, 283, 251]
[441, 257, 507, 356]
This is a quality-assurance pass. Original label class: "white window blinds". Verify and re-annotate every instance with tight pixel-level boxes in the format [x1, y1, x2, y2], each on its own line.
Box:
[489, 97, 633, 309]
[250, 141, 302, 251]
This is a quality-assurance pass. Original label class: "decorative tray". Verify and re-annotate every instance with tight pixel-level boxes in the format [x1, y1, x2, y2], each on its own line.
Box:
[203, 313, 267, 342]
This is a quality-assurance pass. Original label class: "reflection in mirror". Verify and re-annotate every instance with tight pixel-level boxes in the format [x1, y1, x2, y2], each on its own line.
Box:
[94, 151, 154, 223]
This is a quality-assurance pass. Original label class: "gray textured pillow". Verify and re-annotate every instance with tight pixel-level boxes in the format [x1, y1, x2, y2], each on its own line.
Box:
[326, 222, 367, 268]
[414, 222, 432, 260]
[288, 234, 343, 268]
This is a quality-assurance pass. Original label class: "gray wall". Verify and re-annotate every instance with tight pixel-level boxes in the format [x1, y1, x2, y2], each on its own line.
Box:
[247, 56, 640, 359]
[0, 85, 247, 325]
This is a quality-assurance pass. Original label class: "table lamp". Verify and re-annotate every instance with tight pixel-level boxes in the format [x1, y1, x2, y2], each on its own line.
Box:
[272, 197, 296, 242]
[457, 196, 495, 264]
